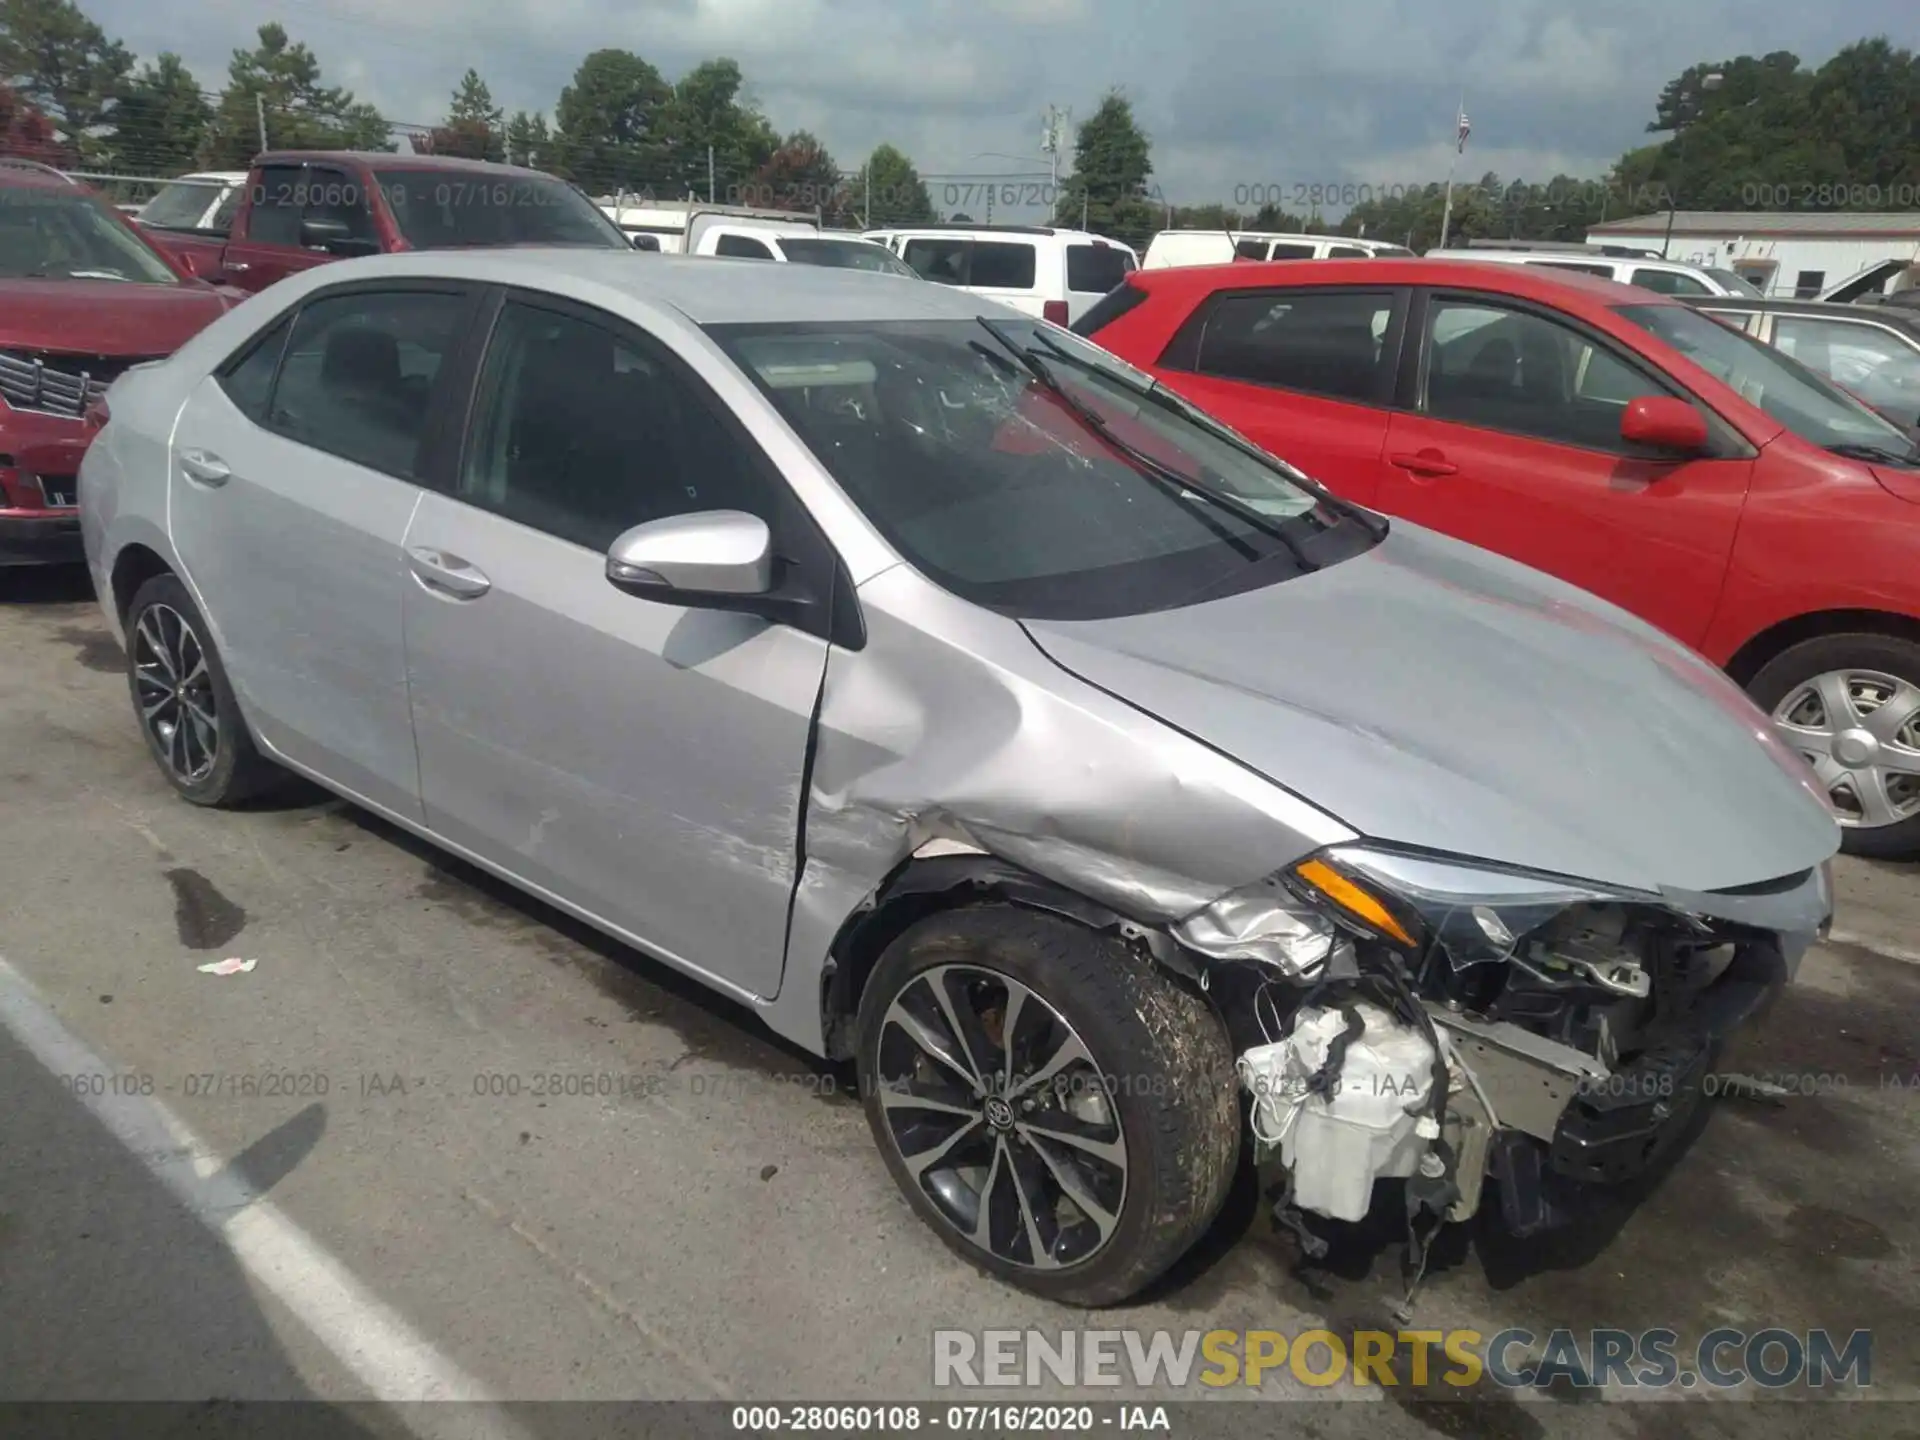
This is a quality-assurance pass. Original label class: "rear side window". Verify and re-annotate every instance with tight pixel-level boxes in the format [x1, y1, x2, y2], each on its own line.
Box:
[1066, 243, 1135, 294]
[1070, 279, 1149, 337]
[215, 315, 294, 424]
[1326, 246, 1371, 259]
[1176, 288, 1398, 402]
[266, 290, 469, 479]
[1268, 242, 1317, 260]
[1631, 267, 1712, 296]
[902, 238, 1037, 289]
[715, 233, 775, 260]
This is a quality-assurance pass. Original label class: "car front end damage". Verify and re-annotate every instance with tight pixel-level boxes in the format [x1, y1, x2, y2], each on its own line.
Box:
[1173, 844, 1834, 1248]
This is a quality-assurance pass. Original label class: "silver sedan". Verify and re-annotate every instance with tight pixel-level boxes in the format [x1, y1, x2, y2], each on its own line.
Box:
[80, 250, 1839, 1305]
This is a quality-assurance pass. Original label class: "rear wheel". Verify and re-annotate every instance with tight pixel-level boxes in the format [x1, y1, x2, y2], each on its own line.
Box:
[1747, 632, 1920, 858]
[856, 905, 1239, 1306]
[125, 573, 284, 807]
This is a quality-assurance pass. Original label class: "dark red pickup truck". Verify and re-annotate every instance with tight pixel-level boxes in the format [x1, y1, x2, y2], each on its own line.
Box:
[143, 151, 634, 291]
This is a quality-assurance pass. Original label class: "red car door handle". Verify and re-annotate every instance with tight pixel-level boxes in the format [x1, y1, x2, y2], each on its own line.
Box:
[1389, 450, 1458, 477]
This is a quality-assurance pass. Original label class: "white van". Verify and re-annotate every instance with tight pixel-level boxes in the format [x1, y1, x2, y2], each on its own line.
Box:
[863, 225, 1139, 324]
[1141, 230, 1414, 269]
[1424, 247, 1763, 298]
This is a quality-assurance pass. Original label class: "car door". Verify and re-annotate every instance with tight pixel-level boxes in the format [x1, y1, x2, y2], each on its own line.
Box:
[1377, 290, 1753, 648]
[1149, 285, 1407, 505]
[218, 163, 333, 291]
[399, 291, 835, 998]
[1767, 313, 1920, 432]
[167, 282, 478, 816]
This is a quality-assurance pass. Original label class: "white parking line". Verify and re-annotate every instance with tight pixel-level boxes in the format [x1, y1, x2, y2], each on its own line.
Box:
[0, 956, 534, 1440]
[1827, 930, 1920, 966]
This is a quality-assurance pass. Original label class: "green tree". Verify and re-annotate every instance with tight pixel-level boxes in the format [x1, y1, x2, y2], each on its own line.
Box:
[1053, 90, 1158, 246]
[657, 57, 777, 201]
[0, 0, 129, 161]
[103, 52, 208, 174]
[201, 24, 388, 165]
[753, 129, 850, 221]
[419, 68, 502, 161]
[852, 143, 932, 225]
[503, 110, 551, 169]
[552, 49, 672, 195]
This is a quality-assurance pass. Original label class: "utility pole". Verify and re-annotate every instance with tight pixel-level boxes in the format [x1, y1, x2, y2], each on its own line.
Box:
[1437, 94, 1467, 250]
[255, 93, 268, 155]
[708, 145, 716, 203]
[1040, 104, 1069, 213]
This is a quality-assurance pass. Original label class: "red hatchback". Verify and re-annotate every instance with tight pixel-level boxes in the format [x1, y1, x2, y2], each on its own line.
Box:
[1078, 258, 1920, 857]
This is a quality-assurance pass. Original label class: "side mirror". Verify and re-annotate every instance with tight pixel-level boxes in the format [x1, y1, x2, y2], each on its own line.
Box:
[1620, 395, 1709, 456]
[606, 510, 774, 600]
[300, 217, 378, 256]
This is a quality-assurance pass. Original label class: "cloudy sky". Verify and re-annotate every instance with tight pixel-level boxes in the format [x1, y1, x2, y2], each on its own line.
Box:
[88, 0, 1907, 214]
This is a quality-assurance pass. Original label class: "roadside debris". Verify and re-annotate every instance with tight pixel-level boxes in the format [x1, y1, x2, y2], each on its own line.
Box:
[196, 957, 258, 976]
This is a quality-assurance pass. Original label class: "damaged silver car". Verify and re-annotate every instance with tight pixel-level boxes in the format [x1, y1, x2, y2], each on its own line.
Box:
[81, 252, 1840, 1306]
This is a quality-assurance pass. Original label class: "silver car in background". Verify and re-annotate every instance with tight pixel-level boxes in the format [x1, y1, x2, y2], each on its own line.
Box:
[80, 251, 1839, 1305]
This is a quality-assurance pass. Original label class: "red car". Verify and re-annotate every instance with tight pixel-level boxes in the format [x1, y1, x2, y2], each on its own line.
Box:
[1077, 258, 1920, 857]
[1, 160, 234, 567]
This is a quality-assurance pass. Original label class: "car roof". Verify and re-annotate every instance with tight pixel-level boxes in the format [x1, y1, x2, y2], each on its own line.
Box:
[0, 160, 84, 192]
[291, 249, 1007, 324]
[1690, 295, 1920, 326]
[868, 226, 1129, 246]
[255, 151, 552, 178]
[1131, 256, 1665, 309]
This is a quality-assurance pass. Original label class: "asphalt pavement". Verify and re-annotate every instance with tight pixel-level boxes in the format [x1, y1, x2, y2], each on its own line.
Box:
[1, 563, 1915, 1439]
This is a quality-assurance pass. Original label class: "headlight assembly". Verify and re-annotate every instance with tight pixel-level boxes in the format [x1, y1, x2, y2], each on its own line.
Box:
[1175, 846, 1665, 983]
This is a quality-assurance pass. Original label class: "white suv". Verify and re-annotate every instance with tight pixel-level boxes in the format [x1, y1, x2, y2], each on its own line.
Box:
[1425, 247, 1763, 298]
[864, 225, 1138, 324]
[1142, 231, 1414, 268]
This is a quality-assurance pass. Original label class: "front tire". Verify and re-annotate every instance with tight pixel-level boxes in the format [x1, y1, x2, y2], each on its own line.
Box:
[125, 572, 284, 807]
[856, 905, 1239, 1306]
[1747, 632, 1920, 859]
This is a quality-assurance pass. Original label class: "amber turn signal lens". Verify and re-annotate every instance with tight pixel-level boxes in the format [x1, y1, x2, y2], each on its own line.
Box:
[1293, 859, 1417, 947]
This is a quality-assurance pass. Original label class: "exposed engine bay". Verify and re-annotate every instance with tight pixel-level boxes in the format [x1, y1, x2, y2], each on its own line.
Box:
[1170, 845, 1833, 1295]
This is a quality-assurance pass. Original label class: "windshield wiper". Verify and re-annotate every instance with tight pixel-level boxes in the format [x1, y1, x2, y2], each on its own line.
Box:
[1018, 323, 1391, 543]
[974, 317, 1321, 569]
[1827, 441, 1919, 467]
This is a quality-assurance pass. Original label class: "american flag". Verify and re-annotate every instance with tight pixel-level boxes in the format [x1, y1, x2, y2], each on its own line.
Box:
[1456, 109, 1471, 153]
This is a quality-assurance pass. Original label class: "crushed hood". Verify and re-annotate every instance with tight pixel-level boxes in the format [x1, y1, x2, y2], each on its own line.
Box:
[1023, 523, 1840, 896]
[0, 279, 230, 356]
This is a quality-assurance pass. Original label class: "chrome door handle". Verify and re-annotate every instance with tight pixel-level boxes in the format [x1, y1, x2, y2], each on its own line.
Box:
[224, 261, 251, 272]
[407, 546, 491, 600]
[178, 449, 231, 485]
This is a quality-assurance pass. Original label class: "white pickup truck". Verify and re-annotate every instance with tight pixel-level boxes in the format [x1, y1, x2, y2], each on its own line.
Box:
[597, 199, 916, 274]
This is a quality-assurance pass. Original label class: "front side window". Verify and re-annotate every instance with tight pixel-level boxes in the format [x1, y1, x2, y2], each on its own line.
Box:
[1182, 288, 1396, 403]
[267, 290, 469, 479]
[460, 300, 775, 552]
[0, 189, 181, 284]
[715, 233, 775, 260]
[1424, 299, 1669, 450]
[901, 238, 1037, 289]
[777, 237, 917, 275]
[1617, 302, 1918, 462]
[372, 169, 628, 250]
[711, 318, 1381, 619]
[246, 164, 306, 247]
[1770, 317, 1920, 417]
[302, 165, 378, 249]
[1631, 267, 1713, 296]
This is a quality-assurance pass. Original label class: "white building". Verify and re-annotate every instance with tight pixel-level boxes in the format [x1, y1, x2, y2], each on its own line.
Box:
[1586, 211, 1920, 300]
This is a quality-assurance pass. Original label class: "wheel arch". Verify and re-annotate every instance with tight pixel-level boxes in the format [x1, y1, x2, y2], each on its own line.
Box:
[109, 542, 175, 622]
[817, 852, 1204, 1061]
[1723, 608, 1920, 687]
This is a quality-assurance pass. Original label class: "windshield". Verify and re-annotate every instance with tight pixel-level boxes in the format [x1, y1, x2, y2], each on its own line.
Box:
[138, 179, 230, 232]
[373, 170, 628, 250]
[1618, 302, 1919, 461]
[777, 236, 917, 276]
[709, 318, 1379, 619]
[1702, 268, 1763, 296]
[0, 189, 180, 283]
